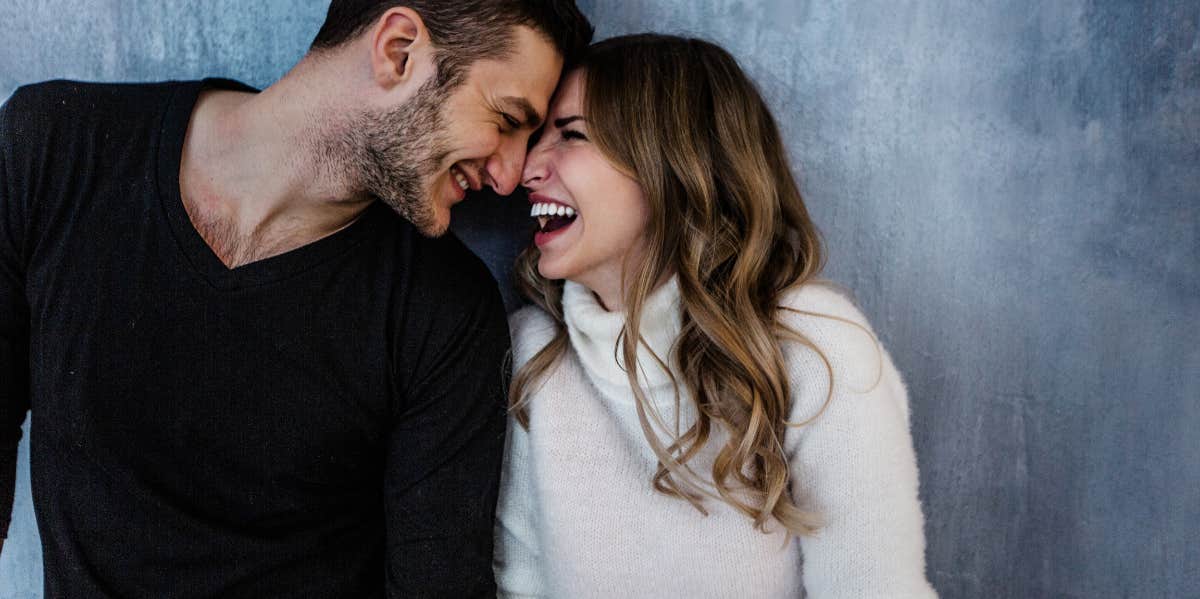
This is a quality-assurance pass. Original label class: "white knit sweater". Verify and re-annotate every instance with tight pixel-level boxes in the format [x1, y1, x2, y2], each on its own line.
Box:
[495, 278, 937, 598]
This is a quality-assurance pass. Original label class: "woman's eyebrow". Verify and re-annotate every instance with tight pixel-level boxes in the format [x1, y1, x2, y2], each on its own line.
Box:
[553, 116, 586, 128]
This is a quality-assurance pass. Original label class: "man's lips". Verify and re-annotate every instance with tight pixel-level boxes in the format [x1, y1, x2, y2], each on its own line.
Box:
[450, 163, 483, 192]
[440, 167, 463, 202]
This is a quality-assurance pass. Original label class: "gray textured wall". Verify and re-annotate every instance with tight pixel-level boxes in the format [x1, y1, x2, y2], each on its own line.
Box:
[2, 1, 1197, 598]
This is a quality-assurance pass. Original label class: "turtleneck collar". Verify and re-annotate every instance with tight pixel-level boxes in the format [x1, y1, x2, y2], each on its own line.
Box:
[562, 276, 682, 389]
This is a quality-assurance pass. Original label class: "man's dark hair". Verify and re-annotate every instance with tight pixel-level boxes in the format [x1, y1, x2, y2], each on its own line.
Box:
[311, 1, 593, 89]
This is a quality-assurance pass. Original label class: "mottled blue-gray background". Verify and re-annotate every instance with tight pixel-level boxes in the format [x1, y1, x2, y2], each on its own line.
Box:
[1, 1, 1197, 598]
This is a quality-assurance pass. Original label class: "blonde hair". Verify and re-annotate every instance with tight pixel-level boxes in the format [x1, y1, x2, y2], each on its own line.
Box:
[511, 34, 831, 535]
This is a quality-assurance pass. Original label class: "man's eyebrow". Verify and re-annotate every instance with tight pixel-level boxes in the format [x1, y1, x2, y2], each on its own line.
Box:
[500, 96, 543, 128]
[553, 116, 585, 128]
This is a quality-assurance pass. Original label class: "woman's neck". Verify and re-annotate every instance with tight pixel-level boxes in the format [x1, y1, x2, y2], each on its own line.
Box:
[570, 270, 676, 313]
[561, 275, 683, 389]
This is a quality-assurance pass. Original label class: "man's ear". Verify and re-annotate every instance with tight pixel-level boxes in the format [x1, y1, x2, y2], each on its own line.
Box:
[370, 7, 429, 89]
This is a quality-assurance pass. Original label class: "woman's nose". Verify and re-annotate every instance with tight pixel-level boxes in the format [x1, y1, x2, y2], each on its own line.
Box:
[521, 144, 551, 188]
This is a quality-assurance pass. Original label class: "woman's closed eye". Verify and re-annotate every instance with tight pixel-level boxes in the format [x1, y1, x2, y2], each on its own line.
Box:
[561, 129, 588, 141]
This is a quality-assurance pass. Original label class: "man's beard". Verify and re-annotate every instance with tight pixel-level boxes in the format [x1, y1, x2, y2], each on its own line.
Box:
[344, 76, 453, 237]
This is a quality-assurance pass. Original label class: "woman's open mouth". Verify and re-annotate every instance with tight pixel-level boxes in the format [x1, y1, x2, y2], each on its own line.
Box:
[530, 201, 578, 246]
[531, 201, 578, 234]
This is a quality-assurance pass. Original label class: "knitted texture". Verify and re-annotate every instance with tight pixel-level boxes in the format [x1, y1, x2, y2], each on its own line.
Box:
[495, 278, 938, 598]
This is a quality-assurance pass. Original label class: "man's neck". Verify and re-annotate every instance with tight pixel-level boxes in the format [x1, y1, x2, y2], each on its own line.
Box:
[178, 63, 372, 268]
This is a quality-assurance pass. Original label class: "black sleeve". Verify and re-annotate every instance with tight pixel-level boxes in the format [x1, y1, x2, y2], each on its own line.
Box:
[384, 264, 510, 598]
[0, 90, 33, 540]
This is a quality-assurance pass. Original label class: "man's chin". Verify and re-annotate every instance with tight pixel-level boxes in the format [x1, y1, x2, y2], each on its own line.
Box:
[415, 218, 451, 238]
[410, 204, 451, 238]
[378, 195, 449, 237]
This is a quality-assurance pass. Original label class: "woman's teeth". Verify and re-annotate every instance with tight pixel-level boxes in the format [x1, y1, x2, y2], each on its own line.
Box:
[529, 202, 576, 218]
[451, 166, 469, 190]
[530, 202, 578, 233]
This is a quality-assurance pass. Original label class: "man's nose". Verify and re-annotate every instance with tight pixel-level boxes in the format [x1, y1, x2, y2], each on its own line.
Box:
[485, 139, 526, 196]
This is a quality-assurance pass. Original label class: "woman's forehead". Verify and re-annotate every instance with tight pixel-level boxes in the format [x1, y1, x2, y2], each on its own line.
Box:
[548, 69, 587, 117]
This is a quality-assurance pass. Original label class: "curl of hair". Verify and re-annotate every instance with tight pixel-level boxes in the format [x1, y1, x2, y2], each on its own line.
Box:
[511, 34, 834, 537]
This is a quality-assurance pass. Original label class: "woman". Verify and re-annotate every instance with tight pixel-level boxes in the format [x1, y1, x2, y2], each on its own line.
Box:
[495, 34, 936, 598]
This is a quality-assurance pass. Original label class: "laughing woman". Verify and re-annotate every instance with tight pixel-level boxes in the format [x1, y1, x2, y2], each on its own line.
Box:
[495, 34, 937, 598]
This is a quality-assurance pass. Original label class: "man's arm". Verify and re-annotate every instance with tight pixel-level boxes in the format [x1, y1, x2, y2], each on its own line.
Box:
[384, 277, 510, 598]
[0, 91, 34, 553]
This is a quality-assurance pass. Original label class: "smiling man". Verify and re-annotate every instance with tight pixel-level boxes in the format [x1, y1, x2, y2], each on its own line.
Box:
[0, 1, 590, 597]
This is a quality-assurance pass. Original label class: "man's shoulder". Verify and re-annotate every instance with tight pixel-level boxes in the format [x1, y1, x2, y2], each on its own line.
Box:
[417, 228, 498, 296]
[3, 79, 188, 155]
[5, 79, 182, 121]
[382, 222, 511, 379]
[373, 211, 503, 313]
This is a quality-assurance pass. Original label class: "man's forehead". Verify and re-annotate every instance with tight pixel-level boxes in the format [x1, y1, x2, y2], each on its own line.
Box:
[473, 27, 563, 107]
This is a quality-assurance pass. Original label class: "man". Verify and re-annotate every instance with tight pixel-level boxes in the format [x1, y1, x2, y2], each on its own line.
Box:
[0, 1, 591, 596]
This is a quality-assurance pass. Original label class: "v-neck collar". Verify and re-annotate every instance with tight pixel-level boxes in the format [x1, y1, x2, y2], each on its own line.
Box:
[155, 78, 383, 291]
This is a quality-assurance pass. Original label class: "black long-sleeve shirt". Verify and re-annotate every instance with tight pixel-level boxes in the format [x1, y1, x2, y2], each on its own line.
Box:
[0, 79, 510, 598]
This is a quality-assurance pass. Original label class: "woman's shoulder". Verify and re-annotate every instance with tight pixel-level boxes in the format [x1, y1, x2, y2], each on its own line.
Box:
[509, 303, 555, 333]
[775, 282, 902, 415]
[508, 304, 559, 367]
[777, 281, 877, 348]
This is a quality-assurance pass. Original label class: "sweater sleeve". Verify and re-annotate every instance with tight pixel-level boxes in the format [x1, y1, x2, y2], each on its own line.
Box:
[493, 307, 556, 598]
[493, 416, 546, 598]
[0, 90, 33, 542]
[781, 286, 937, 598]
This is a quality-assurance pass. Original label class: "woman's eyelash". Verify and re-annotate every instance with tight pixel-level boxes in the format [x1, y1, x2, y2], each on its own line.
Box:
[561, 129, 587, 141]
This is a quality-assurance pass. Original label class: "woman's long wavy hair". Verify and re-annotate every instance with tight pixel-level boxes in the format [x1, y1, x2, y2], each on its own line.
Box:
[510, 34, 832, 536]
